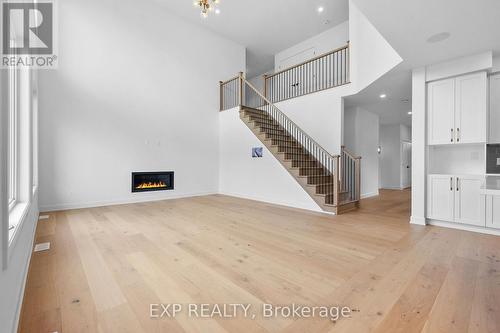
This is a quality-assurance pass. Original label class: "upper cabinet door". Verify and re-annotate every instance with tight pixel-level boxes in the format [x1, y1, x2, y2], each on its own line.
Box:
[455, 72, 487, 144]
[427, 175, 455, 221]
[428, 79, 455, 145]
[490, 74, 500, 143]
[454, 176, 485, 226]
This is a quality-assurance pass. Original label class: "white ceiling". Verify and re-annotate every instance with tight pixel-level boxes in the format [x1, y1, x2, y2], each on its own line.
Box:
[151, 0, 500, 127]
[345, 69, 412, 126]
[346, 0, 500, 127]
[352, 0, 500, 70]
[151, 0, 349, 77]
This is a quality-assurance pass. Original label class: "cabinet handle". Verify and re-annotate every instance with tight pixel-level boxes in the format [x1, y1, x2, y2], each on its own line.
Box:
[451, 128, 454, 142]
[450, 177, 453, 191]
[456, 128, 460, 142]
[456, 177, 460, 191]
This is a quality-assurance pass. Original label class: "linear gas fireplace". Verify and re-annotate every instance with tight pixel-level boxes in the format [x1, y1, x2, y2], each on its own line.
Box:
[132, 171, 174, 193]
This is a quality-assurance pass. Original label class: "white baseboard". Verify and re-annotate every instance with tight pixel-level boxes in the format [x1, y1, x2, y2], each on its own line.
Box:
[39, 191, 217, 212]
[218, 191, 335, 215]
[410, 216, 427, 226]
[361, 191, 379, 199]
[427, 219, 500, 236]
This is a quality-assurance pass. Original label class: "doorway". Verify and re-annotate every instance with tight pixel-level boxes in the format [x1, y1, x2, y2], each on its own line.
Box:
[401, 141, 412, 189]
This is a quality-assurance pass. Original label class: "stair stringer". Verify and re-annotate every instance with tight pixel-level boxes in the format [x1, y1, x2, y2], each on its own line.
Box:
[218, 107, 325, 213]
[239, 108, 340, 214]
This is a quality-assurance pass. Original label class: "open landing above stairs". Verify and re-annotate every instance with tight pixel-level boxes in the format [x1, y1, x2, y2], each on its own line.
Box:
[240, 107, 359, 214]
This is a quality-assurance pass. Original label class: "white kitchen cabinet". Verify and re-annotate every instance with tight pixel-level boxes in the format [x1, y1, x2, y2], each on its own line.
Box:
[427, 72, 487, 145]
[454, 176, 484, 226]
[428, 79, 455, 145]
[427, 174, 485, 226]
[485, 195, 500, 229]
[490, 74, 500, 143]
[455, 73, 487, 144]
[427, 175, 455, 221]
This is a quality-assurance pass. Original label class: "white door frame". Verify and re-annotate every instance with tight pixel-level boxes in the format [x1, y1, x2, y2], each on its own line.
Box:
[400, 140, 412, 189]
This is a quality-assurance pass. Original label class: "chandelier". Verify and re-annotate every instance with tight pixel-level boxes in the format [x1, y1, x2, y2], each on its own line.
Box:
[194, 0, 220, 18]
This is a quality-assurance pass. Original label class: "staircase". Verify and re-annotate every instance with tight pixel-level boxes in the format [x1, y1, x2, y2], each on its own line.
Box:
[219, 73, 361, 214]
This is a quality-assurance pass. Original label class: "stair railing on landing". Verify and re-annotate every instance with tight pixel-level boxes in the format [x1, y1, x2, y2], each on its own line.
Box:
[340, 146, 361, 202]
[263, 42, 350, 103]
[219, 73, 243, 111]
[221, 72, 344, 206]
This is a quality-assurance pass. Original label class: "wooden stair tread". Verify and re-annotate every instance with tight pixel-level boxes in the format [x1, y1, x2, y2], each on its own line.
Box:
[239, 107, 360, 214]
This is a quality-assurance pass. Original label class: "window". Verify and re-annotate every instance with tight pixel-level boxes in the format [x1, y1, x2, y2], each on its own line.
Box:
[32, 72, 38, 193]
[7, 66, 33, 241]
[8, 66, 19, 213]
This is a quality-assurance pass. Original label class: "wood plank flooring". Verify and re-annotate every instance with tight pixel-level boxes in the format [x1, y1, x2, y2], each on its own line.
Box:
[18, 190, 500, 332]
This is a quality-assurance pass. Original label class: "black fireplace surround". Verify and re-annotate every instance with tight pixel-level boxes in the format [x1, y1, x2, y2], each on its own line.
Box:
[131, 171, 174, 193]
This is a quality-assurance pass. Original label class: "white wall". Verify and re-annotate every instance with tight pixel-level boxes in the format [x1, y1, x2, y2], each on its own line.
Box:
[0, 68, 39, 333]
[264, 0, 402, 161]
[426, 51, 493, 82]
[349, 0, 402, 93]
[380, 124, 412, 190]
[219, 108, 322, 212]
[38, 0, 245, 211]
[411, 68, 427, 225]
[220, 0, 402, 209]
[493, 56, 500, 73]
[274, 21, 349, 72]
[344, 107, 380, 198]
[275, 84, 352, 155]
[400, 124, 411, 141]
[380, 124, 402, 189]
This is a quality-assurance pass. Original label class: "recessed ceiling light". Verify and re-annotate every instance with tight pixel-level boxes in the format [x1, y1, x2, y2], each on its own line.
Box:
[317, 6, 324, 13]
[426, 32, 451, 44]
[379, 94, 387, 99]
[215, 8, 220, 14]
[408, 111, 413, 115]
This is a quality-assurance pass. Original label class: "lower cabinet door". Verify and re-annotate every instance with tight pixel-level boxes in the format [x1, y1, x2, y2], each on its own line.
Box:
[454, 176, 485, 226]
[486, 195, 500, 229]
[427, 175, 455, 222]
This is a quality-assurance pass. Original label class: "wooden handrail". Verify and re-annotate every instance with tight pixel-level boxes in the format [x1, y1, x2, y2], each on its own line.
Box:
[219, 73, 242, 111]
[339, 145, 361, 202]
[243, 78, 340, 160]
[341, 145, 362, 160]
[265, 43, 349, 80]
[219, 75, 240, 85]
[219, 72, 361, 208]
[264, 43, 350, 103]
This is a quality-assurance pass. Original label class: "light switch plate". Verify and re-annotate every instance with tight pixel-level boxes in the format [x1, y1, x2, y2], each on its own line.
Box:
[497, 158, 500, 166]
[34, 242, 50, 252]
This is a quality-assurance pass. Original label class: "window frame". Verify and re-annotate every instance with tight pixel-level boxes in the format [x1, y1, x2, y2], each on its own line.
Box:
[7, 66, 19, 213]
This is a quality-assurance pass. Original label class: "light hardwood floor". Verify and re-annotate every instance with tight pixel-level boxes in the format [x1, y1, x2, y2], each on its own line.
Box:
[19, 190, 500, 332]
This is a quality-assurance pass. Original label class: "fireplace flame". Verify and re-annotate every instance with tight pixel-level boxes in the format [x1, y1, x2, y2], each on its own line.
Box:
[136, 181, 167, 189]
